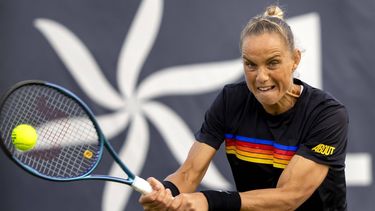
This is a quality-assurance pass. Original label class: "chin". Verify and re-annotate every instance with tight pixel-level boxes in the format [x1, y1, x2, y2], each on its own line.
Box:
[255, 96, 280, 107]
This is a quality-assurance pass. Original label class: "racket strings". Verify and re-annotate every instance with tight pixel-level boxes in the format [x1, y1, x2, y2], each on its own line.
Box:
[0, 84, 101, 179]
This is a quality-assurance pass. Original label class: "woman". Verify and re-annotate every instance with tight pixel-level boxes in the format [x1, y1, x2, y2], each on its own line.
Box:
[139, 5, 348, 211]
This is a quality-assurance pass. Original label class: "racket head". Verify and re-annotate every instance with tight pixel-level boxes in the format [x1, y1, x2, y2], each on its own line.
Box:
[0, 80, 104, 181]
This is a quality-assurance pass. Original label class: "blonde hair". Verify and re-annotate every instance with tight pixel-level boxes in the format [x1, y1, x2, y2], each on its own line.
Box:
[240, 5, 294, 51]
[264, 5, 284, 19]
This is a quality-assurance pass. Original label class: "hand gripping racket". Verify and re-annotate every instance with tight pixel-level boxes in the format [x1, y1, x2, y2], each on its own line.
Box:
[0, 80, 152, 194]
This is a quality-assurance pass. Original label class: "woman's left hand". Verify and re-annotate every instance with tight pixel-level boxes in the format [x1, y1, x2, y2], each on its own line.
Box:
[167, 192, 208, 211]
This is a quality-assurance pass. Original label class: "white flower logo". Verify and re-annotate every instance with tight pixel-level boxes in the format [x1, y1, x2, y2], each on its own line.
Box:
[34, 0, 242, 210]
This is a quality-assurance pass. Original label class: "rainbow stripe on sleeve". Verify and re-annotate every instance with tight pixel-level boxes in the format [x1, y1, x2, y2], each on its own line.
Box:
[225, 134, 298, 169]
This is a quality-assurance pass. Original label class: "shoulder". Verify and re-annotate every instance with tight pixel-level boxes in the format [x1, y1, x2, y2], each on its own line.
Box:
[222, 81, 248, 93]
[207, 81, 250, 112]
[298, 79, 345, 109]
[297, 79, 348, 123]
[218, 81, 255, 110]
[294, 80, 348, 170]
[221, 81, 251, 101]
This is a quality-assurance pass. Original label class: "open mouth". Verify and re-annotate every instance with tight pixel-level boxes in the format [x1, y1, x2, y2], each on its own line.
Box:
[257, 86, 275, 92]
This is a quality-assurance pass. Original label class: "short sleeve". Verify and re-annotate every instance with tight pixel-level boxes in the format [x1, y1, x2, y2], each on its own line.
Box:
[194, 88, 226, 150]
[296, 105, 349, 170]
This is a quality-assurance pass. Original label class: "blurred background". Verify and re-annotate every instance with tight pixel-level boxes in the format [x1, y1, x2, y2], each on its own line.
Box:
[0, 0, 374, 210]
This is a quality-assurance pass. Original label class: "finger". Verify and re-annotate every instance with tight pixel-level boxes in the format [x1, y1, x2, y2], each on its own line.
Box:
[146, 188, 171, 210]
[155, 187, 168, 203]
[165, 188, 174, 199]
[139, 190, 158, 204]
[168, 194, 183, 211]
[147, 177, 164, 191]
[164, 189, 175, 209]
[139, 181, 163, 204]
[140, 178, 175, 210]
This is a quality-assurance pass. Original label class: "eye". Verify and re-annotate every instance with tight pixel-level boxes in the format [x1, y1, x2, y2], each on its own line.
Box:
[268, 60, 280, 69]
[243, 60, 257, 71]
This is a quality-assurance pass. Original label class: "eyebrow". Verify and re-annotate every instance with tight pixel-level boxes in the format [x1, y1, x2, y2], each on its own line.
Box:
[266, 54, 281, 61]
[242, 55, 250, 61]
[241, 54, 281, 62]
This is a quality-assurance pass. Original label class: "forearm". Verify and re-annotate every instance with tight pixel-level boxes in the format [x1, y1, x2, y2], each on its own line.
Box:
[164, 141, 216, 193]
[239, 187, 306, 211]
[164, 167, 204, 193]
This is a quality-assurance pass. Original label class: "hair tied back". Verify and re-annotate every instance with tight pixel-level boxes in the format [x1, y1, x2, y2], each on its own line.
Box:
[263, 5, 284, 20]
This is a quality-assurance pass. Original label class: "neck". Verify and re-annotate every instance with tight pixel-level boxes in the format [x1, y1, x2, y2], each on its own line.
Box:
[263, 84, 301, 115]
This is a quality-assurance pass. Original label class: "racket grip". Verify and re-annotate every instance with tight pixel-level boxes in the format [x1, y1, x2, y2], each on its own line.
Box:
[132, 176, 153, 194]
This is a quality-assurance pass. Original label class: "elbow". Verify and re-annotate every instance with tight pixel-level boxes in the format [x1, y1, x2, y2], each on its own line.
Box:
[278, 200, 298, 211]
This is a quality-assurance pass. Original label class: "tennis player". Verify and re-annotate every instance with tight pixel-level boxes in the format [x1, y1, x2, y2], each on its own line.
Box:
[139, 4, 348, 211]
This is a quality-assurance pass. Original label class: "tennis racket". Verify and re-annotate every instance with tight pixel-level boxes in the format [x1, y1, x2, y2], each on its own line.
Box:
[0, 80, 152, 194]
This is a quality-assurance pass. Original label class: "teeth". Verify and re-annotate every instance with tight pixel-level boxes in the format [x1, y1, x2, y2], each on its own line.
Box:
[258, 87, 272, 91]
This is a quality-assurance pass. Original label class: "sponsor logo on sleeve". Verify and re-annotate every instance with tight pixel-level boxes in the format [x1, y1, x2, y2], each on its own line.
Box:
[311, 144, 335, 156]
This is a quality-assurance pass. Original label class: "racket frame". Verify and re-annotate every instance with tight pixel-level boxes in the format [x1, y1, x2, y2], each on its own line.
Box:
[0, 80, 151, 194]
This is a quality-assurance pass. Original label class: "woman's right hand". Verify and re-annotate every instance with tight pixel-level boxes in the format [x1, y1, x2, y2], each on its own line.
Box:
[138, 177, 174, 211]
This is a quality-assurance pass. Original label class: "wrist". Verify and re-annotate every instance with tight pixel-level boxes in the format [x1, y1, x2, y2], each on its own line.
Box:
[162, 180, 180, 197]
[200, 190, 241, 211]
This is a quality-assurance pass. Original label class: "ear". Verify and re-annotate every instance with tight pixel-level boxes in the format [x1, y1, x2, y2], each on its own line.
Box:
[292, 49, 301, 71]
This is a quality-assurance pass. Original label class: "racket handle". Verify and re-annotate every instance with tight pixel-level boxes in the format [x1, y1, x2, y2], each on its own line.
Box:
[132, 176, 153, 194]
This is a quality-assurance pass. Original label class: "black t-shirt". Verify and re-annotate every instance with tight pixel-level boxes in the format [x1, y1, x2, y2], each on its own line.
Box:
[195, 79, 348, 211]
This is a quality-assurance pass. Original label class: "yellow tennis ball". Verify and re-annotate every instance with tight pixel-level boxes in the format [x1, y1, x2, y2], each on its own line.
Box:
[11, 124, 38, 151]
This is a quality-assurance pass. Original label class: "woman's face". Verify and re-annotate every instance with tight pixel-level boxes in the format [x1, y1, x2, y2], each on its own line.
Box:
[241, 32, 300, 110]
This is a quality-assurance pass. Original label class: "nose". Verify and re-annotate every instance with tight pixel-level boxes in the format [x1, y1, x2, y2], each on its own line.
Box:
[256, 67, 269, 84]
